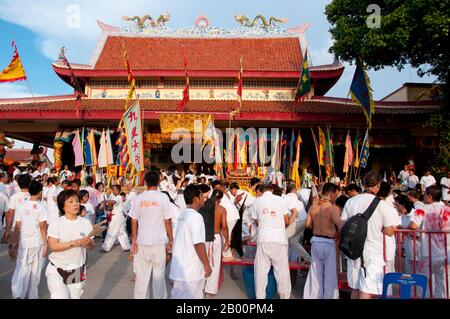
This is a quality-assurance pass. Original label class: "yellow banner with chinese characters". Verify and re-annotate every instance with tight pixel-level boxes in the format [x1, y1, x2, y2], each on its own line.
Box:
[159, 114, 213, 135]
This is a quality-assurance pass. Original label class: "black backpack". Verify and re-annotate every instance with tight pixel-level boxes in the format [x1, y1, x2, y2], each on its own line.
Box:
[339, 197, 380, 260]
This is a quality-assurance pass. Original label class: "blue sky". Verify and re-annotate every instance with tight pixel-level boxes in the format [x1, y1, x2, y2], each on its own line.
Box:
[0, 0, 437, 152]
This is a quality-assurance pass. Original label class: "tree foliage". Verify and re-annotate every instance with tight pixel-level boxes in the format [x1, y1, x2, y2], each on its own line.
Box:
[326, 0, 450, 83]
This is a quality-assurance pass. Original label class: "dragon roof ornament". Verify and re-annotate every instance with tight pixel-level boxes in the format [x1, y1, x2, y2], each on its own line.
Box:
[99, 14, 301, 38]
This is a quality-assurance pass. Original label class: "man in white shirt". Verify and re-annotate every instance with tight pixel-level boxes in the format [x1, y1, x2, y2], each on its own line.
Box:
[129, 171, 173, 299]
[241, 178, 260, 248]
[11, 181, 47, 299]
[169, 184, 212, 299]
[420, 169, 437, 193]
[0, 172, 10, 197]
[250, 183, 292, 299]
[31, 169, 41, 180]
[330, 173, 341, 185]
[405, 168, 420, 191]
[212, 180, 240, 260]
[39, 161, 50, 176]
[59, 165, 72, 183]
[126, 183, 137, 204]
[12, 163, 21, 179]
[0, 191, 9, 234]
[284, 183, 311, 263]
[81, 176, 98, 210]
[341, 171, 397, 299]
[1, 174, 31, 243]
[44, 177, 61, 226]
[409, 185, 449, 298]
[440, 170, 450, 204]
[397, 164, 409, 184]
[101, 184, 130, 253]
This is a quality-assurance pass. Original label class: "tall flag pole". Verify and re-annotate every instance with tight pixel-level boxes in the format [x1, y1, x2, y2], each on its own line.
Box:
[352, 128, 360, 182]
[178, 50, 190, 112]
[236, 56, 243, 113]
[310, 127, 322, 182]
[294, 48, 311, 103]
[282, 133, 287, 177]
[349, 61, 375, 130]
[277, 130, 285, 173]
[58, 47, 84, 117]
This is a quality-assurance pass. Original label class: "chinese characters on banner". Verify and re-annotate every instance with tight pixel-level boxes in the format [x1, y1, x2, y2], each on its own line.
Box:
[123, 101, 144, 173]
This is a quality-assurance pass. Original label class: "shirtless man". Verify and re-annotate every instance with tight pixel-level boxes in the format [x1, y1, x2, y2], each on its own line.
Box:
[303, 183, 343, 299]
[204, 189, 229, 297]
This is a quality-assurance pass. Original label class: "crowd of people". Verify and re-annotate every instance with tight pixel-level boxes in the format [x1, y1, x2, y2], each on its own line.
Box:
[0, 161, 449, 299]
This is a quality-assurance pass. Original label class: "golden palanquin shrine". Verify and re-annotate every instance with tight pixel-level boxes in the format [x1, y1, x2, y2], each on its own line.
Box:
[0, 16, 442, 174]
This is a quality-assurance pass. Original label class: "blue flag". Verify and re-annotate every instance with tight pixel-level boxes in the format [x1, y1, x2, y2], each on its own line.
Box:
[359, 129, 370, 168]
[349, 62, 375, 129]
[84, 128, 93, 166]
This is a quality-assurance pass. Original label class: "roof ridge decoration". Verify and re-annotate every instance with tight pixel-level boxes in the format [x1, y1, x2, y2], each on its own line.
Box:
[122, 14, 171, 30]
[100, 14, 296, 37]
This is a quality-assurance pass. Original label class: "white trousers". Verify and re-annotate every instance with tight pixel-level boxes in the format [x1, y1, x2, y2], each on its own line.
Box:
[222, 219, 238, 258]
[133, 244, 167, 299]
[171, 280, 205, 299]
[102, 215, 131, 252]
[287, 221, 311, 262]
[255, 242, 291, 299]
[420, 258, 447, 298]
[204, 234, 222, 294]
[11, 244, 45, 299]
[303, 237, 339, 299]
[45, 263, 85, 299]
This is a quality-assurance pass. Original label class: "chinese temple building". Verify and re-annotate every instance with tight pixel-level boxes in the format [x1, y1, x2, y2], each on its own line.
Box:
[0, 15, 443, 175]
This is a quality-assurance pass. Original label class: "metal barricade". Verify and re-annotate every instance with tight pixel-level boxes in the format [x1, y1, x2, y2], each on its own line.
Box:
[383, 229, 450, 299]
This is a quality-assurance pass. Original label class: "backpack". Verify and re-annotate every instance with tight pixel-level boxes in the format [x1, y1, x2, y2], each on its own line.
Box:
[339, 197, 380, 260]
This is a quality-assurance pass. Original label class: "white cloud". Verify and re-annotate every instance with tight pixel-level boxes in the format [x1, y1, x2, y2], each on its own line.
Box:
[0, 83, 44, 98]
[0, 0, 166, 61]
[309, 33, 334, 66]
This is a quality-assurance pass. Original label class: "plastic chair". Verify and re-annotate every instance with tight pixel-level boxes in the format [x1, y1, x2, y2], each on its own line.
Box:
[381, 273, 428, 299]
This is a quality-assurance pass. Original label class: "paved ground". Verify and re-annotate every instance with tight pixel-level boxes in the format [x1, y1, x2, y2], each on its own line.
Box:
[0, 239, 307, 299]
